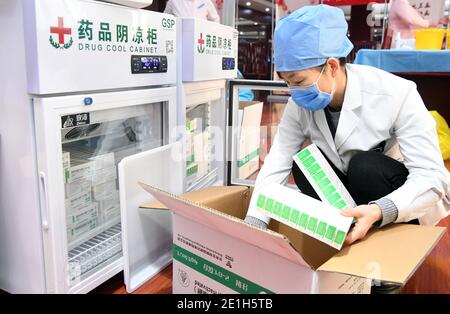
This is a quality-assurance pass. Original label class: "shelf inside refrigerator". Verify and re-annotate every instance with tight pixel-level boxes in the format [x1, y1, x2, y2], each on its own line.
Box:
[68, 223, 122, 284]
[68, 216, 121, 251]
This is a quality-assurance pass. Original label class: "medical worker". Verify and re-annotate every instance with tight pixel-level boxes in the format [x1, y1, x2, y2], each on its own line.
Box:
[245, 5, 450, 248]
[164, 0, 220, 22]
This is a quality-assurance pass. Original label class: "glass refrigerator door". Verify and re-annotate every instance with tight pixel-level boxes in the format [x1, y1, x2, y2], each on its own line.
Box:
[183, 82, 226, 192]
[34, 87, 176, 293]
[63, 103, 168, 285]
[226, 80, 296, 187]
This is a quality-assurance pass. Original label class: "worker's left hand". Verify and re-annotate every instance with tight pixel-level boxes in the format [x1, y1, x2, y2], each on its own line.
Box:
[340, 204, 382, 245]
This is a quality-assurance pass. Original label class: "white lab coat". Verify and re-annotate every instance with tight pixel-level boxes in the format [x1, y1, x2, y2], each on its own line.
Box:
[247, 64, 450, 226]
[164, 0, 220, 22]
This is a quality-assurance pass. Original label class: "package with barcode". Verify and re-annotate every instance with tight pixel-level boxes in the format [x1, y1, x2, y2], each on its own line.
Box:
[252, 183, 353, 250]
[293, 144, 356, 210]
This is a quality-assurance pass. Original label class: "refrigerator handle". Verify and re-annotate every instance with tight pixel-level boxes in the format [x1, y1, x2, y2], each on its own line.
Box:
[39, 171, 50, 230]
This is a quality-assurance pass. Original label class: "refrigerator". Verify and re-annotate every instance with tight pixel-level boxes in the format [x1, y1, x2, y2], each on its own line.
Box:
[119, 78, 292, 293]
[0, 0, 179, 293]
[177, 18, 238, 192]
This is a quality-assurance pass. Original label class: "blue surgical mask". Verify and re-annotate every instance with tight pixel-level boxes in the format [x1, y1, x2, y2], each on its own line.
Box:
[289, 66, 336, 112]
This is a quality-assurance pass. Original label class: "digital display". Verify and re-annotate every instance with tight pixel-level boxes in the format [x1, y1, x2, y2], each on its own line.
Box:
[141, 57, 151, 70]
[222, 57, 235, 70]
[131, 55, 168, 74]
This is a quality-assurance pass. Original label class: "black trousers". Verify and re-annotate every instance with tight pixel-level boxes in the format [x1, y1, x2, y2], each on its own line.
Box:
[292, 149, 409, 207]
[292, 148, 416, 294]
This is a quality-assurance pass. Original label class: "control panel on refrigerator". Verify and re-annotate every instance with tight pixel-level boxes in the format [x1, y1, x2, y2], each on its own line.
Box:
[131, 55, 168, 74]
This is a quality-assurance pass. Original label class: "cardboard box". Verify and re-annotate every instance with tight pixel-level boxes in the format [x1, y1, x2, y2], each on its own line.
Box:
[186, 129, 210, 186]
[100, 206, 120, 223]
[96, 190, 120, 214]
[238, 101, 263, 180]
[68, 161, 93, 183]
[91, 166, 117, 186]
[66, 202, 98, 228]
[140, 184, 445, 294]
[65, 189, 92, 213]
[65, 178, 92, 198]
[193, 132, 209, 180]
[92, 180, 116, 200]
[67, 218, 97, 242]
[62, 151, 71, 183]
[186, 117, 201, 133]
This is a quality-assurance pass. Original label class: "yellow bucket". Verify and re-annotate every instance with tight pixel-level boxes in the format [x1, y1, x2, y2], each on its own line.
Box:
[447, 31, 450, 50]
[415, 28, 445, 50]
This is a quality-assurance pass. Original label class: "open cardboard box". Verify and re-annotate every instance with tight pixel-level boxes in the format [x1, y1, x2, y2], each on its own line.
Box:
[140, 184, 445, 294]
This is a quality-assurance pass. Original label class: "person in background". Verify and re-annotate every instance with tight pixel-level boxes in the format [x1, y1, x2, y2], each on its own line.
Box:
[164, 0, 220, 22]
[387, 0, 449, 49]
[244, 5, 450, 293]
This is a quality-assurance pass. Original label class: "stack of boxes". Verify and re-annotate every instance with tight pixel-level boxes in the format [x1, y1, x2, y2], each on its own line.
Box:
[237, 101, 263, 179]
[63, 149, 120, 244]
[185, 116, 209, 185]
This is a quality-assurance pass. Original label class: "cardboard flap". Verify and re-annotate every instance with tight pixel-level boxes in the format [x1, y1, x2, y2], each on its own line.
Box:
[269, 221, 338, 270]
[139, 183, 311, 268]
[318, 224, 446, 284]
[141, 186, 248, 215]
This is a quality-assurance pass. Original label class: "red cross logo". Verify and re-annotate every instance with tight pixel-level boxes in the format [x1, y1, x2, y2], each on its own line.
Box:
[198, 33, 205, 49]
[197, 33, 205, 53]
[50, 17, 72, 45]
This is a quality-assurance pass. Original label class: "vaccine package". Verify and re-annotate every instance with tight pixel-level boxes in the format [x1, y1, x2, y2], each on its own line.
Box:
[293, 144, 357, 211]
[252, 183, 353, 250]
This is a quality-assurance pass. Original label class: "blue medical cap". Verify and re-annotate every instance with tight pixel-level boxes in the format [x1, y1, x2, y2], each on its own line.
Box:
[274, 5, 354, 72]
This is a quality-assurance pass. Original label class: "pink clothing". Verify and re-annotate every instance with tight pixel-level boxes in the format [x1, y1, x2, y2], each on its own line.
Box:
[388, 0, 432, 48]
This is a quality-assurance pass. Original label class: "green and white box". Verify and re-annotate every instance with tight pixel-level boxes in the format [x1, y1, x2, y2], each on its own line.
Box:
[62, 151, 71, 183]
[65, 189, 92, 213]
[65, 178, 92, 198]
[66, 203, 98, 228]
[91, 166, 117, 186]
[67, 218, 97, 242]
[92, 180, 117, 200]
[68, 161, 93, 183]
[237, 101, 263, 180]
[293, 144, 356, 210]
[252, 183, 353, 250]
[96, 190, 120, 214]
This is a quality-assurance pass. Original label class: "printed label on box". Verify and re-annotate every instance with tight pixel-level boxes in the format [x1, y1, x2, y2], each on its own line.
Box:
[66, 189, 92, 213]
[66, 203, 98, 228]
[293, 144, 356, 210]
[68, 162, 93, 183]
[252, 183, 353, 250]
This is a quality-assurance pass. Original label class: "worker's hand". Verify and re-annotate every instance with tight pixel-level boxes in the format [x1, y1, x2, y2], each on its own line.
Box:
[340, 204, 382, 246]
